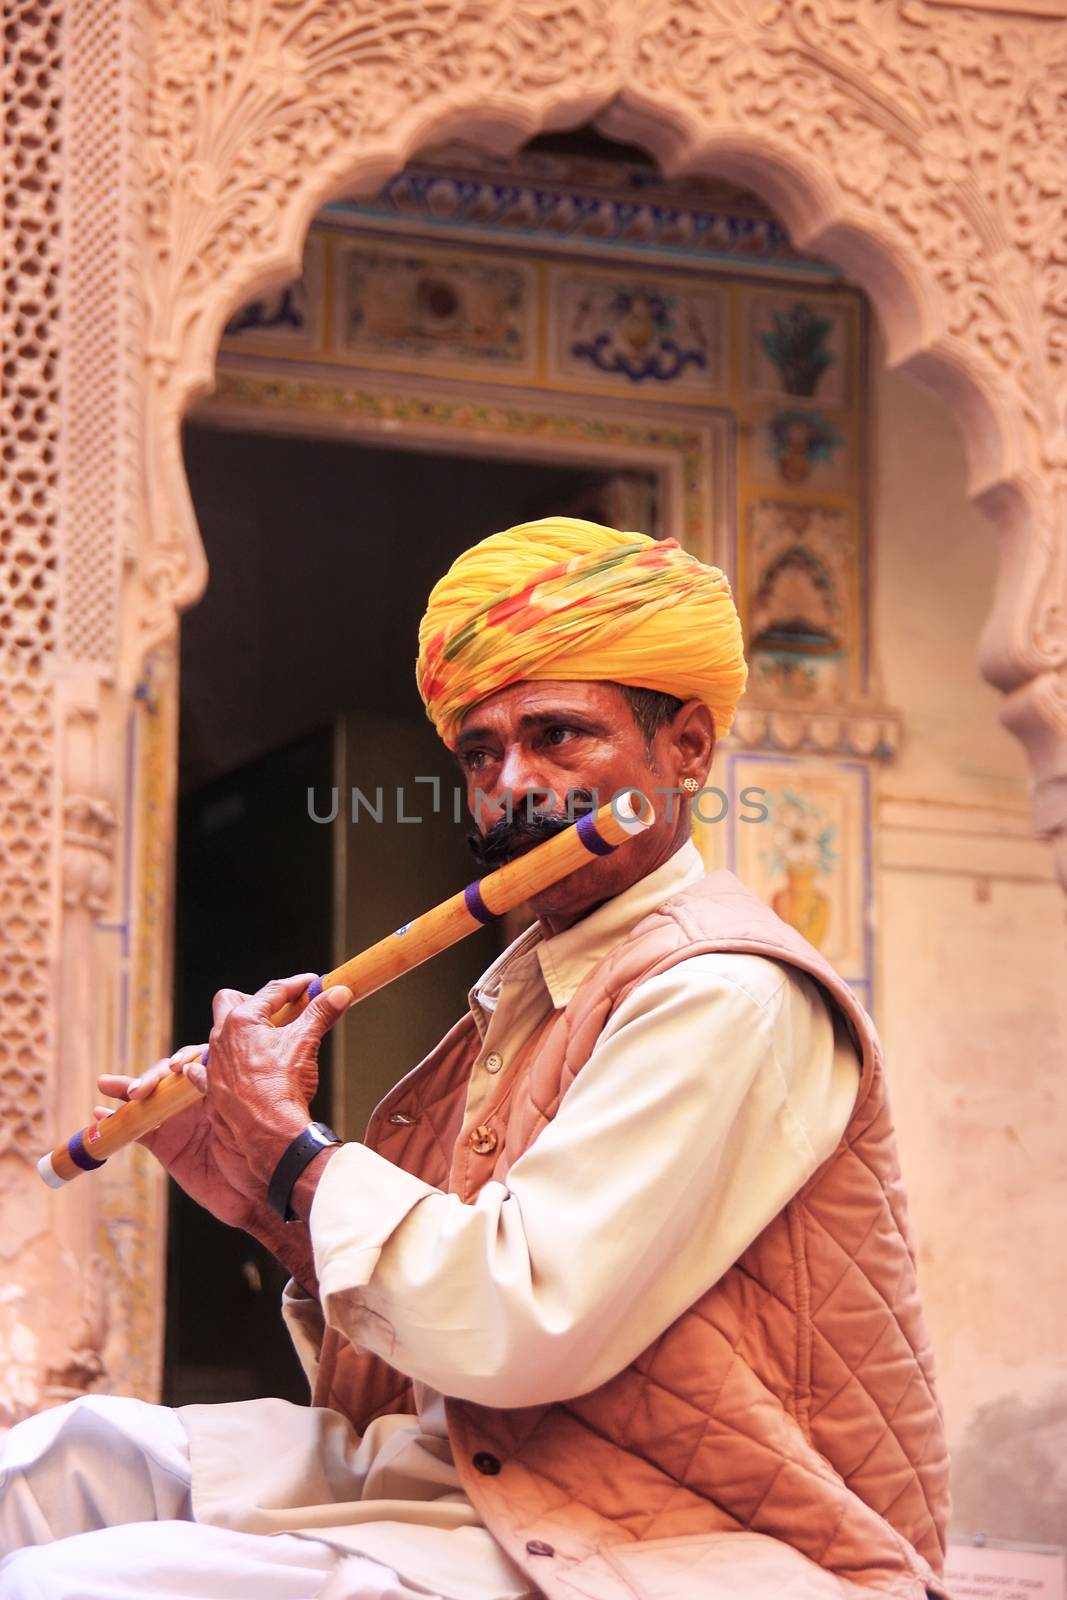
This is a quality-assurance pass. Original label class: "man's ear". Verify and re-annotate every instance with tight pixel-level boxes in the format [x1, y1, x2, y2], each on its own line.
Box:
[672, 699, 715, 783]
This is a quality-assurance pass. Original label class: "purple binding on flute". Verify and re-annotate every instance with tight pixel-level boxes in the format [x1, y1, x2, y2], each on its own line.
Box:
[68, 1129, 106, 1173]
[306, 975, 323, 999]
[576, 810, 617, 857]
[463, 880, 496, 926]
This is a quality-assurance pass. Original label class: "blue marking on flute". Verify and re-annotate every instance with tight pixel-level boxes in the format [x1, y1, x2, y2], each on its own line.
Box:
[201, 1047, 209, 1066]
[576, 810, 617, 857]
[464, 880, 497, 926]
[68, 1130, 106, 1173]
[306, 975, 323, 999]
[394, 924, 410, 936]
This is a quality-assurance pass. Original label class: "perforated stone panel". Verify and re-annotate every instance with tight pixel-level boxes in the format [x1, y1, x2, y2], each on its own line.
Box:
[61, 0, 132, 663]
[0, 0, 62, 1152]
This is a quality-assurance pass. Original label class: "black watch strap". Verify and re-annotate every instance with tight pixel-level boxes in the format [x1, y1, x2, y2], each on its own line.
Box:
[267, 1122, 341, 1222]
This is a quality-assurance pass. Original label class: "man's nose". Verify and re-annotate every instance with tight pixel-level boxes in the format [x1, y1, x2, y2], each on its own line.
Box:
[493, 746, 557, 819]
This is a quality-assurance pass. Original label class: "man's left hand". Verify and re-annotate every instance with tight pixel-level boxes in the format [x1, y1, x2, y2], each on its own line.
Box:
[205, 972, 352, 1193]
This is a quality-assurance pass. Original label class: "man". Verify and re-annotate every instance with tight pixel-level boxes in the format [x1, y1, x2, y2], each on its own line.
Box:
[0, 518, 951, 1600]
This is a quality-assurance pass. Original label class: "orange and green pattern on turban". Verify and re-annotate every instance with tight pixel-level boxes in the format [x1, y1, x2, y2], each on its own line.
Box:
[416, 517, 748, 748]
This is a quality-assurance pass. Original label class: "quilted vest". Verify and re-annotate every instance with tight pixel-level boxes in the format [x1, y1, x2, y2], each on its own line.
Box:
[311, 867, 952, 1600]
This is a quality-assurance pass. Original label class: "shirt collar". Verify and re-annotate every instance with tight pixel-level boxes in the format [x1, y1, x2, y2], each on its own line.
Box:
[468, 838, 707, 1019]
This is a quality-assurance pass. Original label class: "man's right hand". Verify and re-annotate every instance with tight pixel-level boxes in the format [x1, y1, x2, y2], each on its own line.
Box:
[96, 1047, 263, 1231]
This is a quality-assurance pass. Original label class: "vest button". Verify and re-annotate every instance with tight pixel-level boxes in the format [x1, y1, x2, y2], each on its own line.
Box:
[472, 1451, 501, 1475]
[469, 1124, 498, 1155]
[526, 1539, 555, 1557]
[484, 1051, 503, 1074]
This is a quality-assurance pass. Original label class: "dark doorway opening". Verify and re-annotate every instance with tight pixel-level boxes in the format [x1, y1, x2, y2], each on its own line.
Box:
[167, 422, 658, 1404]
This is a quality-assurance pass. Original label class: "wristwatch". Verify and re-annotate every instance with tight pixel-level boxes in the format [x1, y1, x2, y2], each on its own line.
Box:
[267, 1121, 342, 1222]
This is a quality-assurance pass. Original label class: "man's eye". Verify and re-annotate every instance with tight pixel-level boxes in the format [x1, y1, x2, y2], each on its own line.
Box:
[464, 749, 491, 770]
[544, 726, 577, 747]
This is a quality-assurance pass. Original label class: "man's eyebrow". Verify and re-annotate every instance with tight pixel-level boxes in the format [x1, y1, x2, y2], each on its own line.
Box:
[516, 710, 609, 735]
[454, 709, 609, 754]
[454, 724, 494, 754]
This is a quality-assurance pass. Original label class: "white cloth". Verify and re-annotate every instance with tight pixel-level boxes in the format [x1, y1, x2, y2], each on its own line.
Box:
[184, 839, 861, 1595]
[0, 1395, 440, 1599]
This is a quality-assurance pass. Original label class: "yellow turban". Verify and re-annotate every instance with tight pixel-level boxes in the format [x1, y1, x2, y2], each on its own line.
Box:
[416, 517, 747, 749]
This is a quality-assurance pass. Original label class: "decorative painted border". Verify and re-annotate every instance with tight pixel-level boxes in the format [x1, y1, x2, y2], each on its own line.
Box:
[324, 158, 838, 278]
[204, 364, 732, 570]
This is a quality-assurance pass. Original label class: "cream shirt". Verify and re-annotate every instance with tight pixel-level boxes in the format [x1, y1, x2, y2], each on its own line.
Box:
[184, 842, 861, 1600]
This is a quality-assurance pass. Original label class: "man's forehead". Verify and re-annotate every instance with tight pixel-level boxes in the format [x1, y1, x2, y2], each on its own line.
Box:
[455, 680, 623, 739]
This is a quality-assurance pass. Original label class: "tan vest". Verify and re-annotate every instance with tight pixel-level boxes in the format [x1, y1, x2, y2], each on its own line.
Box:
[312, 869, 952, 1600]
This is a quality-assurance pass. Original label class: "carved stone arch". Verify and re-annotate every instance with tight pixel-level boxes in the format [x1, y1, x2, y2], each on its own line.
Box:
[140, 0, 1067, 886]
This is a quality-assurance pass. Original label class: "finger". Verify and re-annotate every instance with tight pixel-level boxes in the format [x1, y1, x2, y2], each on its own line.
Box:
[97, 1059, 169, 1101]
[211, 987, 251, 1028]
[168, 1043, 207, 1074]
[297, 985, 352, 1047]
[97, 1074, 136, 1101]
[128, 1061, 174, 1100]
[246, 972, 319, 1023]
[93, 1105, 116, 1121]
[182, 1059, 208, 1096]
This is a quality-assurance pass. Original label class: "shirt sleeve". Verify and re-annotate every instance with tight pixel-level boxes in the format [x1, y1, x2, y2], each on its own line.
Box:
[309, 953, 861, 1408]
[280, 1281, 326, 1389]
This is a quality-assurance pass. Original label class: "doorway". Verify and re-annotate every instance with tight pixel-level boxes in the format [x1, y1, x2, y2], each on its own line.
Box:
[166, 421, 657, 1403]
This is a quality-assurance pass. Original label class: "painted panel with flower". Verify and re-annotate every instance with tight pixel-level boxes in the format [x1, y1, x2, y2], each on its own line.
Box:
[743, 290, 854, 406]
[549, 267, 726, 398]
[333, 240, 537, 380]
[746, 402, 852, 492]
[718, 753, 873, 1009]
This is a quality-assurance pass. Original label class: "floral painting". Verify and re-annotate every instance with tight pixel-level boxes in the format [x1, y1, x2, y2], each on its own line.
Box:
[746, 404, 851, 491]
[762, 787, 838, 949]
[744, 291, 851, 406]
[551, 267, 726, 398]
[719, 754, 872, 1006]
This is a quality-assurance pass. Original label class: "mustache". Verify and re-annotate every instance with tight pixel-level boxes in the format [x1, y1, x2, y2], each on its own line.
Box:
[467, 790, 597, 874]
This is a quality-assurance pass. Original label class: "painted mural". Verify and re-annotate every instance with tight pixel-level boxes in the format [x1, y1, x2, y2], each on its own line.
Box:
[550, 269, 725, 398]
[745, 501, 857, 701]
[720, 752, 872, 1010]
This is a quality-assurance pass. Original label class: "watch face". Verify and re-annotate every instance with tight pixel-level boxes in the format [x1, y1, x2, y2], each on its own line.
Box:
[310, 1121, 340, 1145]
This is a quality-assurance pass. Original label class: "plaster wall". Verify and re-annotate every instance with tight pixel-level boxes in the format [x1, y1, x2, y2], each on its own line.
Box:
[871, 335, 1067, 1539]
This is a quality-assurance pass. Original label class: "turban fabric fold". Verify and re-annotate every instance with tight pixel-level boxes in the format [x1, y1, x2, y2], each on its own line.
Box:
[416, 517, 747, 748]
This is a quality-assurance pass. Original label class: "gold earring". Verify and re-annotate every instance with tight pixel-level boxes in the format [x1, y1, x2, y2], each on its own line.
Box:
[682, 777, 700, 793]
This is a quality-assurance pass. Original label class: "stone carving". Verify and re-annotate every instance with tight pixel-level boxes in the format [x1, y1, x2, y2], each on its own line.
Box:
[731, 704, 901, 762]
[63, 796, 118, 914]
[616, 0, 1067, 698]
[63, 0, 144, 659]
[0, 0, 62, 1166]
[43, 1272, 110, 1405]
[222, 231, 324, 353]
